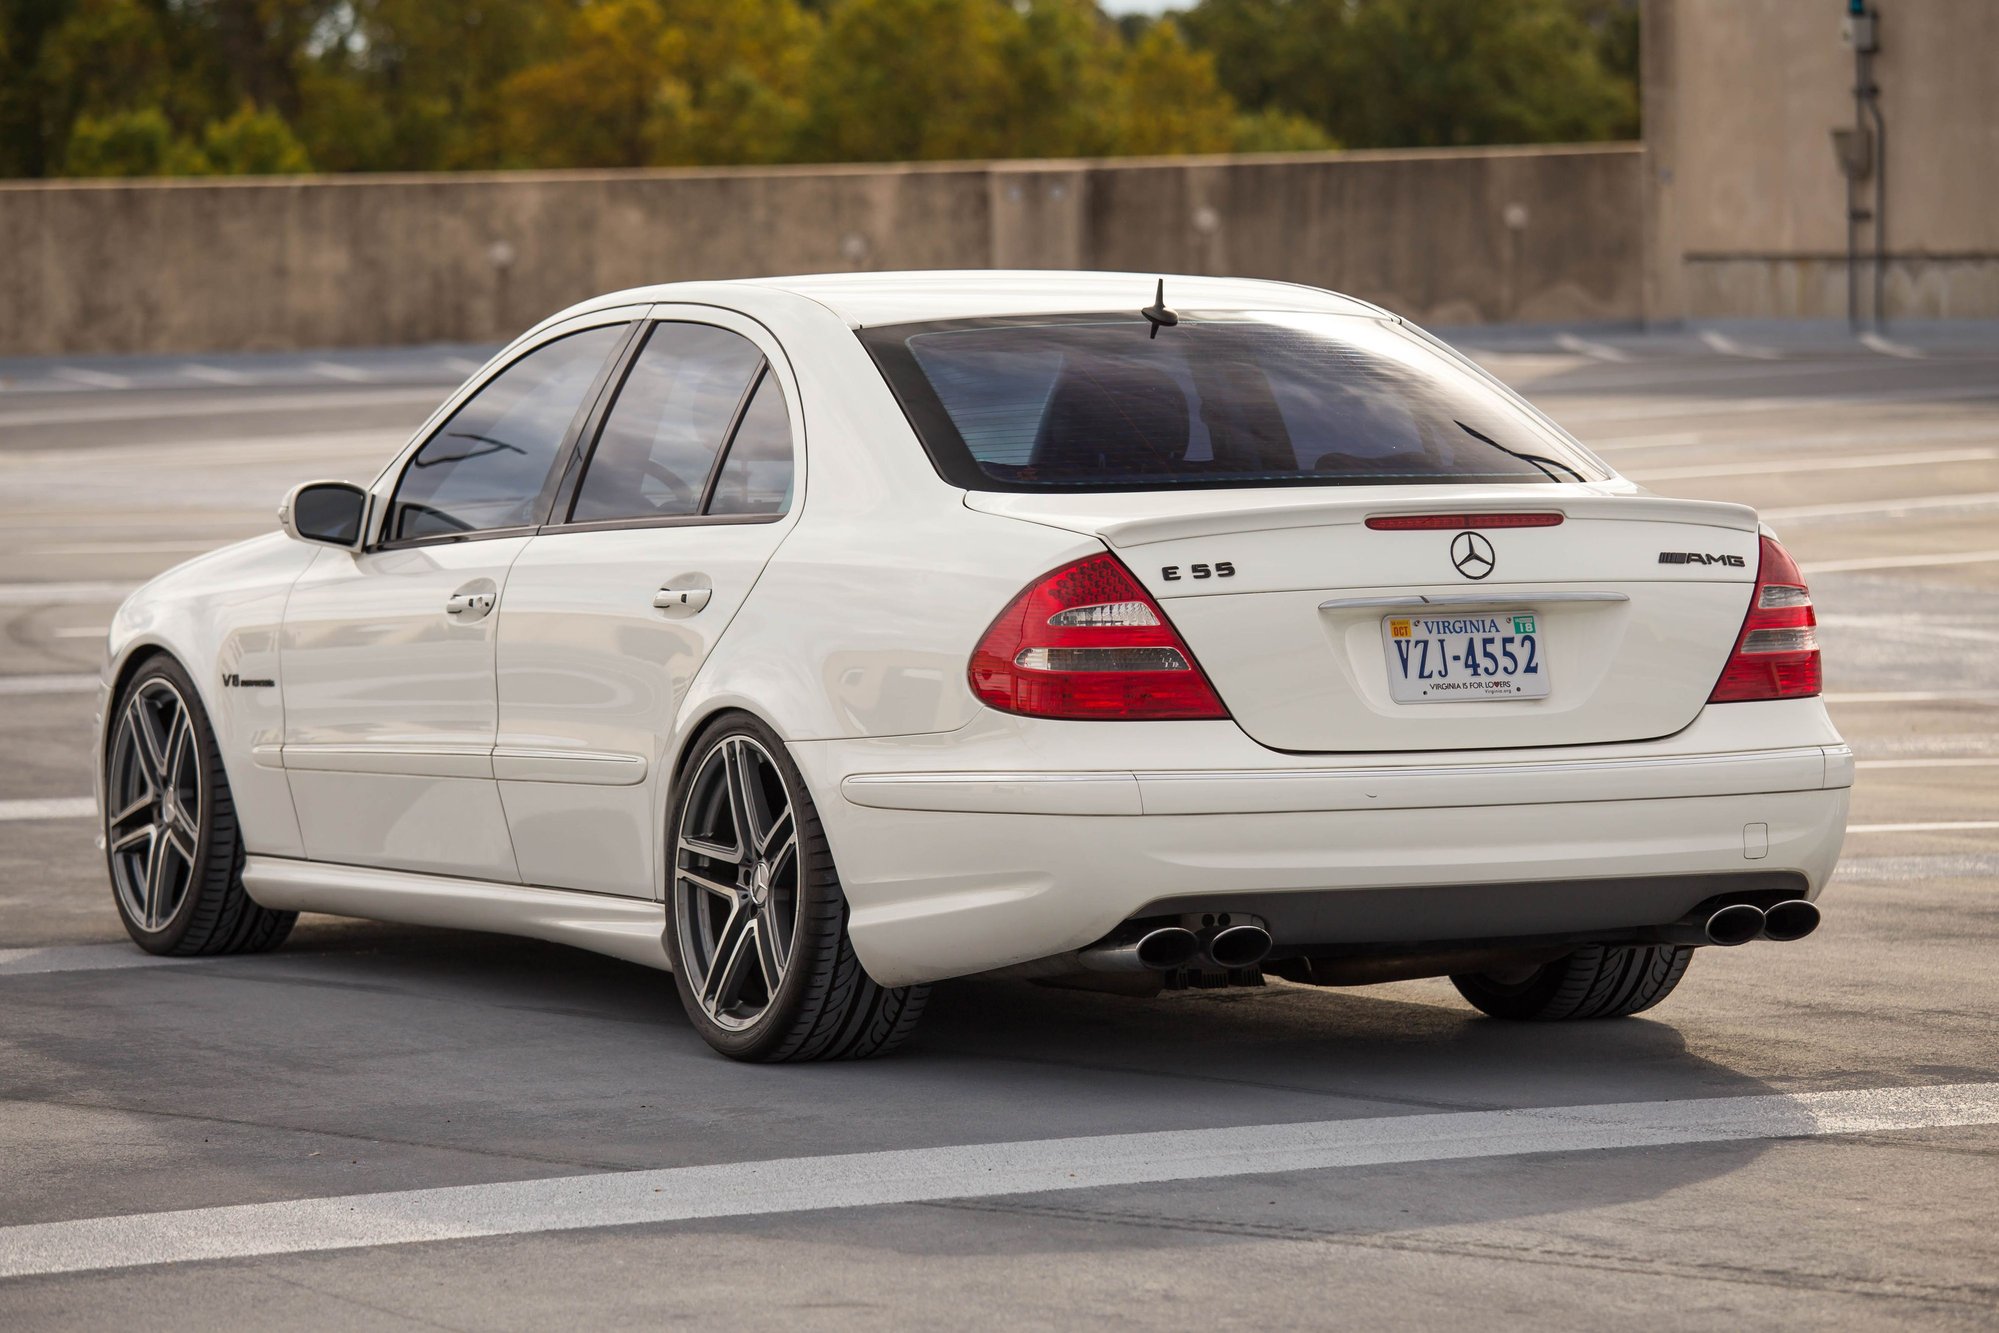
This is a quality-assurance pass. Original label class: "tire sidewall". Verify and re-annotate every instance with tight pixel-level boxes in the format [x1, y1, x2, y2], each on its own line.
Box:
[664, 713, 838, 1061]
[105, 655, 227, 953]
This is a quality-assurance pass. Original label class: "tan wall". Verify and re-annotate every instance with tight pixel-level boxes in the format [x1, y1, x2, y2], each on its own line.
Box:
[1645, 0, 1999, 320]
[0, 146, 1643, 356]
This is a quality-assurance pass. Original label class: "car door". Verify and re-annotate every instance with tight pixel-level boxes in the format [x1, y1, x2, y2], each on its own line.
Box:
[278, 315, 635, 879]
[494, 309, 803, 896]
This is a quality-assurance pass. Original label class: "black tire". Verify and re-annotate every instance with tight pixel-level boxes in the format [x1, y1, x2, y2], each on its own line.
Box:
[103, 654, 297, 956]
[664, 712, 928, 1062]
[1450, 944, 1693, 1021]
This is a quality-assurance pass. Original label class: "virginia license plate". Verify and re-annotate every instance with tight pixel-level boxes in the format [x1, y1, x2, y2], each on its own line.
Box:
[1382, 611, 1549, 703]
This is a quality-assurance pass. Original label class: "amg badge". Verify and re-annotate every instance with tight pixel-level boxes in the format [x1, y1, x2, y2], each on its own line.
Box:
[1657, 552, 1747, 567]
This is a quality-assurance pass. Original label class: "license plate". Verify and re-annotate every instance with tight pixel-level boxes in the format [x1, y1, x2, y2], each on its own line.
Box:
[1382, 611, 1549, 703]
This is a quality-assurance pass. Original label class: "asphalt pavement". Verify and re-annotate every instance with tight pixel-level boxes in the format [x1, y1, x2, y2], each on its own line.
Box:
[2, 328, 1997, 1329]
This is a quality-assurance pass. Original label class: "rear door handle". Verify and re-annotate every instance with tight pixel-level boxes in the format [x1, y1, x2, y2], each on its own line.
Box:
[654, 587, 712, 613]
[446, 592, 495, 620]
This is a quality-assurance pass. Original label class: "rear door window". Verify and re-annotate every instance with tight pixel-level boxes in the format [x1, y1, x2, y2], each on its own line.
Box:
[570, 323, 765, 523]
[861, 313, 1606, 492]
[389, 324, 625, 541]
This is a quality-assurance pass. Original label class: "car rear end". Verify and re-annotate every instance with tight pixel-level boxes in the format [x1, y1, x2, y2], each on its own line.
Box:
[800, 292, 1849, 991]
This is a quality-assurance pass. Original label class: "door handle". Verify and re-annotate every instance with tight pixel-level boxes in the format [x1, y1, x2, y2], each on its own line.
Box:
[653, 587, 712, 613]
[446, 592, 495, 620]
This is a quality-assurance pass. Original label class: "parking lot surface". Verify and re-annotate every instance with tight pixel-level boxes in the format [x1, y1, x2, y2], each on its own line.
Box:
[2, 330, 1997, 1328]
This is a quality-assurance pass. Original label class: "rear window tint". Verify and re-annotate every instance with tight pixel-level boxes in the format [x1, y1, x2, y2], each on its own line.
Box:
[860, 312, 1606, 492]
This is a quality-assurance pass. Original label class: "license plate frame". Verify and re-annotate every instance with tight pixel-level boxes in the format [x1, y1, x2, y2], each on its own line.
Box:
[1382, 610, 1550, 703]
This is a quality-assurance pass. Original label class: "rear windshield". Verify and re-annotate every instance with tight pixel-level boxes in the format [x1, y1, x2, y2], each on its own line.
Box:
[860, 312, 1607, 492]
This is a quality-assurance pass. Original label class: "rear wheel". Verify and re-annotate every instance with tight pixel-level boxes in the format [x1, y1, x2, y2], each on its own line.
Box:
[1450, 944, 1693, 1021]
[665, 714, 928, 1062]
[103, 655, 296, 955]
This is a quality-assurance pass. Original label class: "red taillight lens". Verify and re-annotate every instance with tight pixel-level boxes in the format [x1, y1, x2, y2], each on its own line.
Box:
[1365, 513, 1565, 531]
[969, 553, 1229, 720]
[1709, 534, 1822, 702]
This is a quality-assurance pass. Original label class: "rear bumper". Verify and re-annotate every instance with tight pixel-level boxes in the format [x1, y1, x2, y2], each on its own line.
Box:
[793, 701, 1851, 987]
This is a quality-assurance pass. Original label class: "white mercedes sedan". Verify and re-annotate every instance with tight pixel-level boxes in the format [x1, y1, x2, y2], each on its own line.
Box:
[95, 271, 1850, 1061]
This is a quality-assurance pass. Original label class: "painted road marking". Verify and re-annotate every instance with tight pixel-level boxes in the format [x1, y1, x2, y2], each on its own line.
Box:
[1764, 490, 1999, 523]
[1854, 757, 1999, 769]
[307, 361, 376, 383]
[0, 674, 99, 696]
[1859, 331, 1925, 360]
[1845, 821, 1999, 835]
[1627, 447, 1998, 482]
[0, 797, 95, 822]
[0, 944, 220, 976]
[1825, 690, 1999, 705]
[52, 367, 133, 390]
[178, 364, 254, 386]
[0, 1082, 1994, 1281]
[0, 582, 135, 606]
[1804, 549, 1999, 575]
[1554, 333, 1631, 362]
[1698, 330, 1782, 360]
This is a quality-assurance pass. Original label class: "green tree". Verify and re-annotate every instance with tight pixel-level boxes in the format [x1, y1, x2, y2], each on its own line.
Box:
[1182, 0, 1636, 149]
[200, 102, 314, 173]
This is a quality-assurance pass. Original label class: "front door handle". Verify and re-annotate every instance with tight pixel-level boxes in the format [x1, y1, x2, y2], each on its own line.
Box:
[653, 587, 712, 614]
[446, 592, 495, 621]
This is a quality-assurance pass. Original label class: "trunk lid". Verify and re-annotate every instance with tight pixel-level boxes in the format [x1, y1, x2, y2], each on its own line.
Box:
[968, 485, 1760, 752]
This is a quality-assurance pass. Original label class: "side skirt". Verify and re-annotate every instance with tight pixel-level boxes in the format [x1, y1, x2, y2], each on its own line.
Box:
[242, 856, 671, 971]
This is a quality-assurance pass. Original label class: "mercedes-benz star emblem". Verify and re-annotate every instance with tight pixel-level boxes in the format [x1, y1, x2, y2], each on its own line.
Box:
[1450, 531, 1496, 580]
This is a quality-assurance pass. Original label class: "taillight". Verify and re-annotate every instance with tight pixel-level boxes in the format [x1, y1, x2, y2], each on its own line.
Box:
[969, 553, 1229, 720]
[1709, 534, 1822, 702]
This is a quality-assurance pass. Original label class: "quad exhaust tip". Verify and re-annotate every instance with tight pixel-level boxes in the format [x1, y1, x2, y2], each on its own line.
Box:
[1703, 903, 1766, 947]
[1206, 924, 1274, 969]
[1761, 899, 1821, 943]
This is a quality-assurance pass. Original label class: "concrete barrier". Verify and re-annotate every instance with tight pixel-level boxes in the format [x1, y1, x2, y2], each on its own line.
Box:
[0, 145, 1642, 356]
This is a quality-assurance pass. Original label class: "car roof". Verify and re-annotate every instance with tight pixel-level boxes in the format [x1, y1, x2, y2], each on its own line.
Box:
[579, 270, 1389, 329]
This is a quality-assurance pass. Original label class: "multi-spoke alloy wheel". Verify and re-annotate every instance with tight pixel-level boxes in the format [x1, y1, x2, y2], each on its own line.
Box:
[102, 657, 296, 955]
[666, 715, 929, 1062]
[673, 735, 800, 1031]
[107, 677, 203, 932]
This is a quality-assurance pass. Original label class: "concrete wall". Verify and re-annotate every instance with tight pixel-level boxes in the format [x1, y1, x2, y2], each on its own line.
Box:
[0, 146, 1643, 356]
[1645, 0, 1999, 321]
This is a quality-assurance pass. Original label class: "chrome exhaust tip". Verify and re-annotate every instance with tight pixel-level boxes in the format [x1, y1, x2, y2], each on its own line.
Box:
[1079, 926, 1201, 973]
[1206, 924, 1274, 969]
[1761, 899, 1821, 943]
[1704, 903, 1766, 947]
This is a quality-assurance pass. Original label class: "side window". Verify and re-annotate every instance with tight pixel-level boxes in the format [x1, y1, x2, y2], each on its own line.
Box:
[706, 370, 794, 517]
[570, 323, 764, 524]
[390, 325, 624, 541]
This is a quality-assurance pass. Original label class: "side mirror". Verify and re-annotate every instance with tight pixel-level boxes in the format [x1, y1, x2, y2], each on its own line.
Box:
[279, 481, 369, 550]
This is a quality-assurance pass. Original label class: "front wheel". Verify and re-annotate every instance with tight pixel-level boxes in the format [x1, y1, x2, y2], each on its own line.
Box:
[665, 714, 928, 1062]
[103, 655, 296, 955]
[1451, 944, 1693, 1021]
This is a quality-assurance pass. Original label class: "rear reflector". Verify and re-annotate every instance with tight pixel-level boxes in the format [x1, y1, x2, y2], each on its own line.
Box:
[969, 554, 1229, 720]
[1365, 513, 1564, 530]
[1708, 535, 1822, 702]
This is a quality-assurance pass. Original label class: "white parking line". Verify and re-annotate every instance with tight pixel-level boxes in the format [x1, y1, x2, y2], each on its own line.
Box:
[1846, 821, 1999, 834]
[1859, 331, 1926, 360]
[52, 367, 133, 389]
[0, 582, 134, 606]
[1698, 330, 1782, 360]
[307, 361, 376, 383]
[178, 364, 254, 386]
[1854, 757, 1999, 769]
[1554, 333, 1631, 362]
[1627, 447, 1997, 483]
[1764, 490, 1999, 523]
[0, 797, 95, 822]
[1803, 549, 1999, 575]
[0, 675, 99, 696]
[0, 1082, 1992, 1281]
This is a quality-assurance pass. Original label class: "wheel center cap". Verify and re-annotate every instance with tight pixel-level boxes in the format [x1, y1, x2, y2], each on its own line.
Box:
[748, 859, 771, 905]
[160, 792, 177, 825]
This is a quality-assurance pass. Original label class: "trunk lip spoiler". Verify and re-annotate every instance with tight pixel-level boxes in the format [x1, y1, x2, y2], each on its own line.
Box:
[965, 492, 1761, 548]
